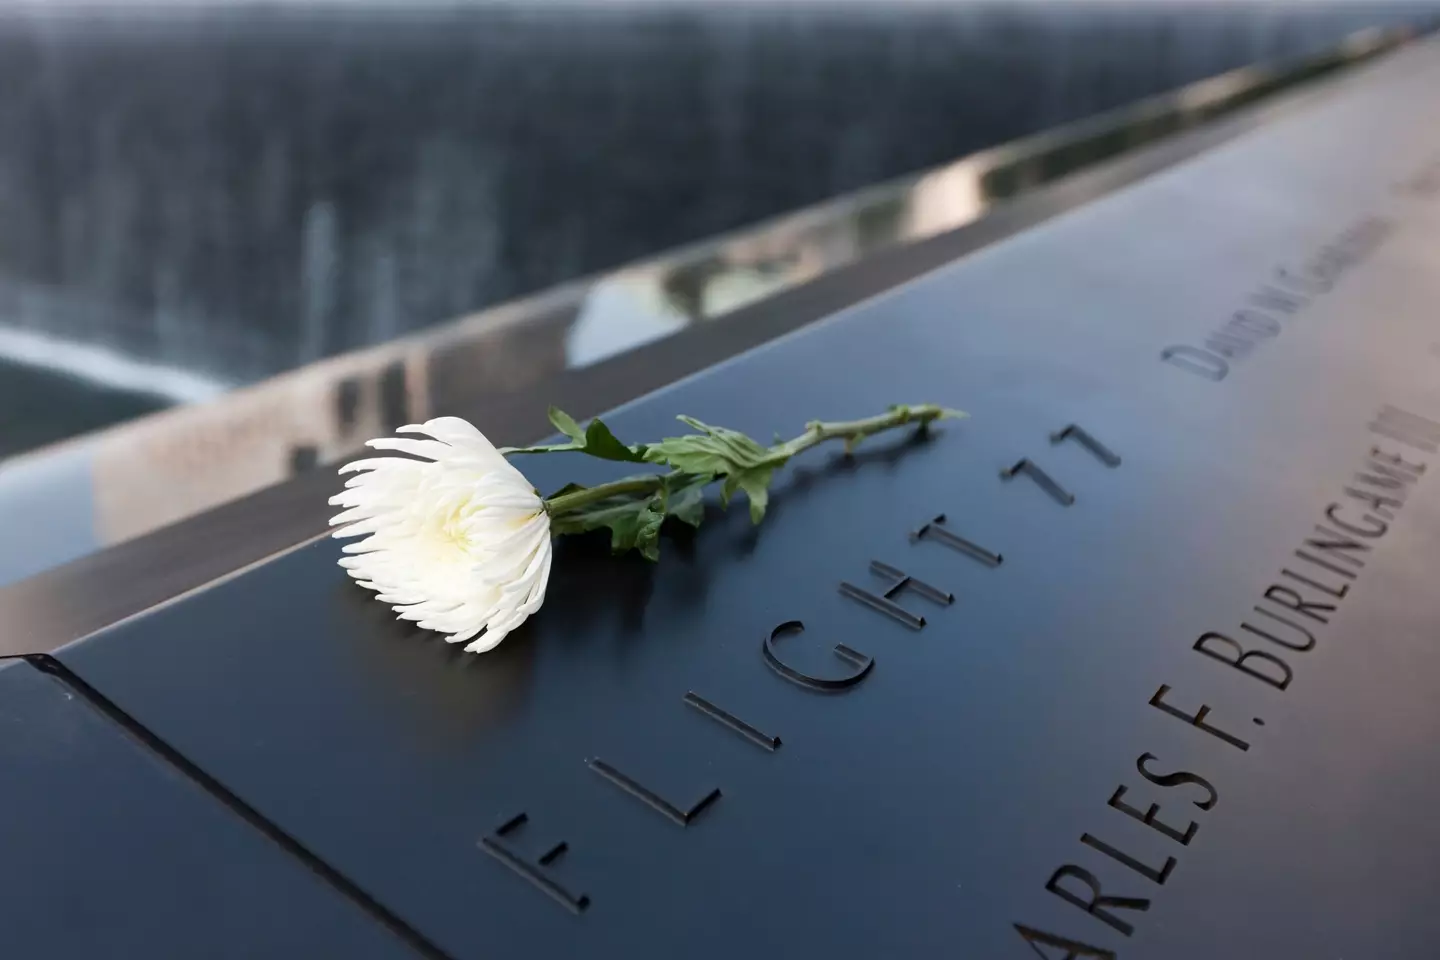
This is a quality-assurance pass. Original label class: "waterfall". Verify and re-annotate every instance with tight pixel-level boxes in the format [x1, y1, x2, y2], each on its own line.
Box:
[0, 0, 1432, 394]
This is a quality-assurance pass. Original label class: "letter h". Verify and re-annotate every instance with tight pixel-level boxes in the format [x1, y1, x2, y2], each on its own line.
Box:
[840, 560, 953, 630]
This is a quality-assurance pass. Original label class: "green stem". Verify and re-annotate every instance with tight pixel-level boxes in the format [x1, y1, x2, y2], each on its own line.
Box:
[772, 402, 954, 459]
[542, 403, 957, 517]
[543, 475, 667, 515]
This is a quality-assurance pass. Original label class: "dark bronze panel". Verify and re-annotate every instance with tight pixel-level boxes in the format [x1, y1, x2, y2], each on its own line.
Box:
[0, 659, 424, 959]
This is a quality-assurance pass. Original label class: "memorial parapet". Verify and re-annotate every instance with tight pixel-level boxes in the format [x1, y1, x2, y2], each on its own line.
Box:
[6, 33, 1440, 960]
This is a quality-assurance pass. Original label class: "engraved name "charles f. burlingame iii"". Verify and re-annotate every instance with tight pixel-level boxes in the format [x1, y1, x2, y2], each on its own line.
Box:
[1016, 403, 1440, 959]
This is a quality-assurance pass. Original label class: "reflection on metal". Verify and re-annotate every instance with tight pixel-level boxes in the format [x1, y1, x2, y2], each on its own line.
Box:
[93, 352, 432, 545]
[0, 24, 1416, 585]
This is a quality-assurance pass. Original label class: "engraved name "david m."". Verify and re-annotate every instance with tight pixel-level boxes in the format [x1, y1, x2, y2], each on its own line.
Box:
[1015, 403, 1440, 959]
[1160, 216, 1393, 383]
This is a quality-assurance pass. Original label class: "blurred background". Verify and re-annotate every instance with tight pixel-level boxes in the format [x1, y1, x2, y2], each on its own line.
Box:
[1, 0, 1438, 595]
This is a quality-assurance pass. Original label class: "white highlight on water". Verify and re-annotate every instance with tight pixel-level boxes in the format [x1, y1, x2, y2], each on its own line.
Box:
[0, 326, 229, 404]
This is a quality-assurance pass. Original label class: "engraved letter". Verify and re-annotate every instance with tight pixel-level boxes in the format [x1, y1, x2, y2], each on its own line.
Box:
[1081, 833, 1176, 886]
[1354, 459, 1420, 491]
[1370, 404, 1440, 453]
[1231, 309, 1284, 335]
[1149, 685, 1250, 751]
[1293, 549, 1357, 581]
[1108, 785, 1198, 846]
[479, 813, 590, 914]
[1160, 345, 1227, 381]
[1247, 287, 1307, 315]
[839, 560, 952, 630]
[1343, 486, 1404, 515]
[1262, 584, 1335, 624]
[911, 514, 1002, 567]
[763, 620, 873, 691]
[1303, 524, 1372, 569]
[586, 758, 721, 827]
[1205, 332, 1254, 360]
[1194, 632, 1292, 690]
[1370, 446, 1427, 476]
[1243, 607, 1317, 652]
[1045, 864, 1149, 937]
[1226, 312, 1284, 338]
[1323, 504, 1388, 538]
[683, 691, 782, 752]
[1014, 924, 1116, 959]
[1279, 567, 1348, 601]
[1273, 265, 1331, 295]
[1136, 753, 1218, 811]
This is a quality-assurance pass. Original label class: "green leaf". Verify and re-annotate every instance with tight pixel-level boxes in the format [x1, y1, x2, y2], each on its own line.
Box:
[720, 473, 740, 506]
[632, 494, 666, 561]
[548, 491, 666, 561]
[711, 466, 772, 522]
[664, 473, 712, 528]
[644, 416, 776, 476]
[581, 418, 646, 462]
[500, 410, 647, 462]
[548, 406, 585, 443]
[733, 466, 774, 524]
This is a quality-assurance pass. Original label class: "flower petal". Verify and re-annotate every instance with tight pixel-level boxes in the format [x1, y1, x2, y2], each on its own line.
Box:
[331, 416, 552, 653]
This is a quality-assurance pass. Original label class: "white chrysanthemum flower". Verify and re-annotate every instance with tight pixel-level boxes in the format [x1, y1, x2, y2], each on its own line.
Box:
[328, 417, 552, 652]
